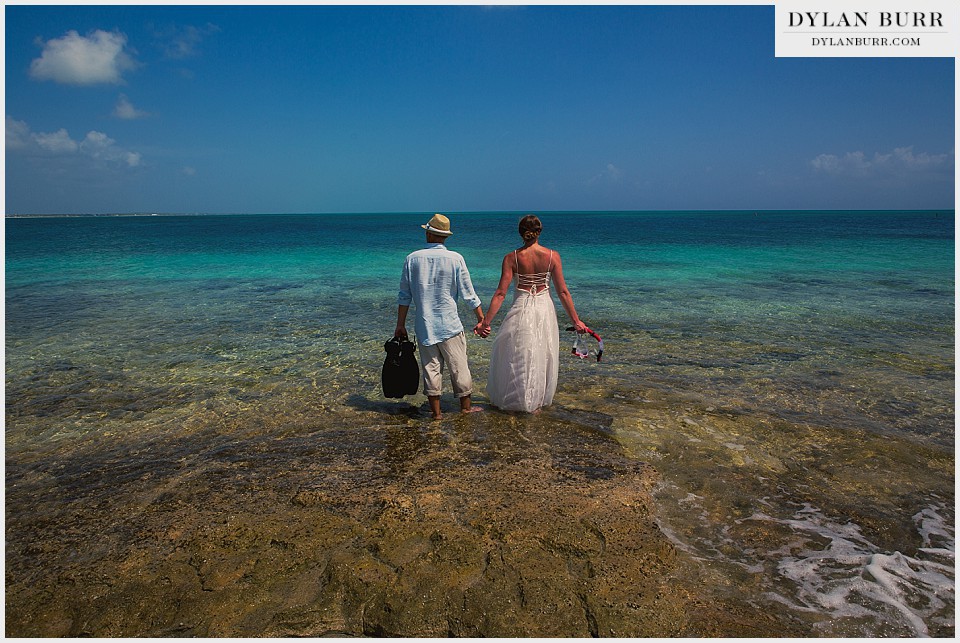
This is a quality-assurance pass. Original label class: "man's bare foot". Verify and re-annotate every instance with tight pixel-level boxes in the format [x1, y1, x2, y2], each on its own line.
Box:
[461, 406, 484, 414]
[427, 396, 442, 420]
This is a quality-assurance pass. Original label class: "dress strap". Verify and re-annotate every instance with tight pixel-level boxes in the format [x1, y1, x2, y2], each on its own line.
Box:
[515, 249, 552, 272]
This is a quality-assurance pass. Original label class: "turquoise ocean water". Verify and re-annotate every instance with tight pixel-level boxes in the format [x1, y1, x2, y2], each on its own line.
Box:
[5, 211, 955, 635]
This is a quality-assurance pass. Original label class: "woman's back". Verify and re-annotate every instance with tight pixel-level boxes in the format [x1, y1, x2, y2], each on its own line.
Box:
[513, 245, 554, 294]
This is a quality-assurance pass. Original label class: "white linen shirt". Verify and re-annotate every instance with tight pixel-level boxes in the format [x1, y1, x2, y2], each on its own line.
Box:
[398, 243, 482, 347]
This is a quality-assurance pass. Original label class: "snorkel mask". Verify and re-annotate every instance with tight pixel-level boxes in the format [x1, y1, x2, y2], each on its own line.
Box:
[567, 326, 604, 362]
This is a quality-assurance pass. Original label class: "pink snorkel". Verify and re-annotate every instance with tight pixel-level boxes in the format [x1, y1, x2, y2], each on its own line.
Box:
[567, 326, 604, 362]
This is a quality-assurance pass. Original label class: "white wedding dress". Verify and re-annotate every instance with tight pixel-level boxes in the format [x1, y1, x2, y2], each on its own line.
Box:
[486, 252, 560, 412]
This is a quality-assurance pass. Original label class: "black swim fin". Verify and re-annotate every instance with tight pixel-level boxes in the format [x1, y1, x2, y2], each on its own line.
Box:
[381, 337, 406, 398]
[399, 338, 420, 396]
[382, 336, 420, 398]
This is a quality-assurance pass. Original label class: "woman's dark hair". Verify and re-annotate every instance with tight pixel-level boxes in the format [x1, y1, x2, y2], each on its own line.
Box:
[519, 215, 542, 242]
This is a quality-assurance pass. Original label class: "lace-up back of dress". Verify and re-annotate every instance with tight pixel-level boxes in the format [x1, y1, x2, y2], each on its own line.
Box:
[515, 250, 553, 294]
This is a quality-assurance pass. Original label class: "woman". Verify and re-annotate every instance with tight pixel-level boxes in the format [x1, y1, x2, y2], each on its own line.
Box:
[474, 215, 588, 412]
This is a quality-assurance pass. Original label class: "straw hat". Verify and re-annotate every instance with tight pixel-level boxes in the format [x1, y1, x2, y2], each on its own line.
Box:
[421, 213, 453, 236]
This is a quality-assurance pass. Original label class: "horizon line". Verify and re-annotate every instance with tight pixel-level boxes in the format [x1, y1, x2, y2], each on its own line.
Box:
[5, 208, 955, 219]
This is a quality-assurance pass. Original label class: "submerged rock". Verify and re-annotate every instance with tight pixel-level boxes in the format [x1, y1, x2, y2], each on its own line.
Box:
[5, 407, 793, 637]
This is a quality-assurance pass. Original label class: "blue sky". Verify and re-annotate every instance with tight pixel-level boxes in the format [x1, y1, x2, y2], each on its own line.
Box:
[4, 3, 955, 214]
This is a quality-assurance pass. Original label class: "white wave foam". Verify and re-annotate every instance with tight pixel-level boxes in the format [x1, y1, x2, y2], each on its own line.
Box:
[751, 503, 955, 637]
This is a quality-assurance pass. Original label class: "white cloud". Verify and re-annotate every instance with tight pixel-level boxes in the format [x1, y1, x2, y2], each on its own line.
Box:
[81, 131, 141, 166]
[887, 146, 952, 170]
[34, 128, 79, 154]
[6, 116, 32, 150]
[812, 147, 952, 178]
[81, 130, 115, 153]
[6, 116, 142, 168]
[114, 94, 148, 119]
[30, 30, 137, 85]
[154, 23, 220, 60]
[588, 162, 624, 185]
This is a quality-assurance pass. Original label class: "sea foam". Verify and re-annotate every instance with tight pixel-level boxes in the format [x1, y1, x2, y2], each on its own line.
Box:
[751, 503, 954, 637]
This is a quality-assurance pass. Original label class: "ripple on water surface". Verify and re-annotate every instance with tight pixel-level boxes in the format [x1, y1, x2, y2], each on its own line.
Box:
[5, 212, 954, 636]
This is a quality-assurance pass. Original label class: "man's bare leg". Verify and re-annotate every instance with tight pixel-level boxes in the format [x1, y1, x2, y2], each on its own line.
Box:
[428, 395, 442, 420]
[460, 395, 483, 413]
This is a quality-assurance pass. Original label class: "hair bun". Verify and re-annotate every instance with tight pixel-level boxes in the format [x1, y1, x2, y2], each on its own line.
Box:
[518, 214, 543, 241]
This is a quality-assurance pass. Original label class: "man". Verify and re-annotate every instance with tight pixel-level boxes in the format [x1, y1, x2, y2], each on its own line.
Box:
[396, 213, 485, 419]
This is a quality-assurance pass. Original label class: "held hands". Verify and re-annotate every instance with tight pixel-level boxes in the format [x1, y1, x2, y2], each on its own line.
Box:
[394, 325, 408, 340]
[572, 320, 589, 334]
[473, 322, 491, 338]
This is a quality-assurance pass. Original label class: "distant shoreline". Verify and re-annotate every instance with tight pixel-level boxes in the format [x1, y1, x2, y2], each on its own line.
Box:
[5, 212, 226, 218]
[4, 209, 954, 220]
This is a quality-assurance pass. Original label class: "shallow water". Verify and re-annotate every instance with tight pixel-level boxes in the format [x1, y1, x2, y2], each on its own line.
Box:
[5, 211, 954, 636]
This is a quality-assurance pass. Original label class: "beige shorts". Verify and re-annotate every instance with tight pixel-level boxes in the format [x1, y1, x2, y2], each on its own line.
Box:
[419, 332, 472, 398]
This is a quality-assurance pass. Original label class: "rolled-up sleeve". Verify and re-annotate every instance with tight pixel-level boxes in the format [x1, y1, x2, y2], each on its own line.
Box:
[398, 259, 413, 306]
[457, 258, 482, 310]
